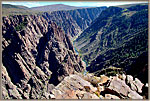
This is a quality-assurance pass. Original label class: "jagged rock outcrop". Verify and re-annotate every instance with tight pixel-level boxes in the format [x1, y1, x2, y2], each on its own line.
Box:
[2, 15, 85, 99]
[41, 7, 106, 38]
[51, 74, 99, 99]
[47, 71, 147, 99]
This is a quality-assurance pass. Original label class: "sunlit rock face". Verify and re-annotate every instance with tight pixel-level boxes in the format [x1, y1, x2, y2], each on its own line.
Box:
[2, 15, 85, 99]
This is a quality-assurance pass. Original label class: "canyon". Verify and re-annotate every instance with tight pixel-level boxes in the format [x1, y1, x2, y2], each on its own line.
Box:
[2, 3, 148, 99]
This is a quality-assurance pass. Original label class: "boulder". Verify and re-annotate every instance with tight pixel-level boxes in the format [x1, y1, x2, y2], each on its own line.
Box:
[51, 74, 99, 99]
[126, 75, 133, 84]
[126, 76, 144, 93]
[145, 83, 148, 87]
[133, 78, 144, 93]
[122, 74, 126, 81]
[128, 91, 143, 99]
[108, 77, 131, 97]
[126, 75, 138, 92]
[87, 76, 101, 85]
[49, 94, 56, 99]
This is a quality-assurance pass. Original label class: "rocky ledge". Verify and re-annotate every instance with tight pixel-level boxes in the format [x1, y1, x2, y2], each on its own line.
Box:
[49, 69, 148, 99]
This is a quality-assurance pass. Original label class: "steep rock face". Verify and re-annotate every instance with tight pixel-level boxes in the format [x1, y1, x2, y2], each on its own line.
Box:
[74, 4, 148, 83]
[2, 15, 85, 99]
[41, 7, 107, 38]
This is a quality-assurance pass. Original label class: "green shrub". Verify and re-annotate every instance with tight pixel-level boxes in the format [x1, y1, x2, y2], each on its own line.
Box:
[122, 8, 128, 12]
[15, 20, 28, 31]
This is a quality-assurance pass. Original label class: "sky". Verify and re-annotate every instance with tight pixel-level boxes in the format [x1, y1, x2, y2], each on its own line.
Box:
[2, 1, 148, 8]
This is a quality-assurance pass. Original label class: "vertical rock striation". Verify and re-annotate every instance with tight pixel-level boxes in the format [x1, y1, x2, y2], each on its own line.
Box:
[2, 15, 85, 99]
[41, 7, 107, 38]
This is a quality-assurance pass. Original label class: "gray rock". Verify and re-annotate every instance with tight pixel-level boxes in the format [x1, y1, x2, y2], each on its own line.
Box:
[126, 75, 139, 92]
[128, 90, 143, 99]
[145, 83, 148, 87]
[51, 74, 98, 99]
[47, 84, 55, 93]
[2, 87, 10, 99]
[133, 78, 144, 93]
[49, 94, 56, 99]
[2, 15, 86, 99]
[130, 82, 137, 91]
[51, 89, 63, 98]
[8, 89, 22, 99]
[108, 77, 131, 97]
[126, 75, 133, 84]
[122, 73, 126, 81]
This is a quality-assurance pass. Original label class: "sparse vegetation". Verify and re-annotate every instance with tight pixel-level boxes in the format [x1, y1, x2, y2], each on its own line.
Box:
[15, 20, 28, 31]
[74, 4, 148, 74]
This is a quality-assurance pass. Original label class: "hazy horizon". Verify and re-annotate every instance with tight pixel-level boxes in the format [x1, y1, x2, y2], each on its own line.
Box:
[2, 1, 147, 8]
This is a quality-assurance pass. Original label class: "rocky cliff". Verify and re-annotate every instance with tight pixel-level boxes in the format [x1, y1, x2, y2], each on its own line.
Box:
[3, 4, 106, 38]
[41, 7, 106, 38]
[2, 15, 85, 99]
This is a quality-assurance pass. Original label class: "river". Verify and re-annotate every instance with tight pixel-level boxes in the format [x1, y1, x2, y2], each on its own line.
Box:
[73, 42, 89, 75]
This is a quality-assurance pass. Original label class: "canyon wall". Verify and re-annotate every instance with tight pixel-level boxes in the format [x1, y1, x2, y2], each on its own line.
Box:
[41, 7, 106, 38]
[2, 15, 85, 99]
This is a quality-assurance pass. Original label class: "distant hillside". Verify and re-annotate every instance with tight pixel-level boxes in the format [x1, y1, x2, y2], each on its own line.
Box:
[2, 4, 33, 16]
[74, 4, 148, 82]
[30, 4, 84, 12]
[116, 3, 148, 8]
[2, 4, 85, 16]
[2, 4, 29, 9]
